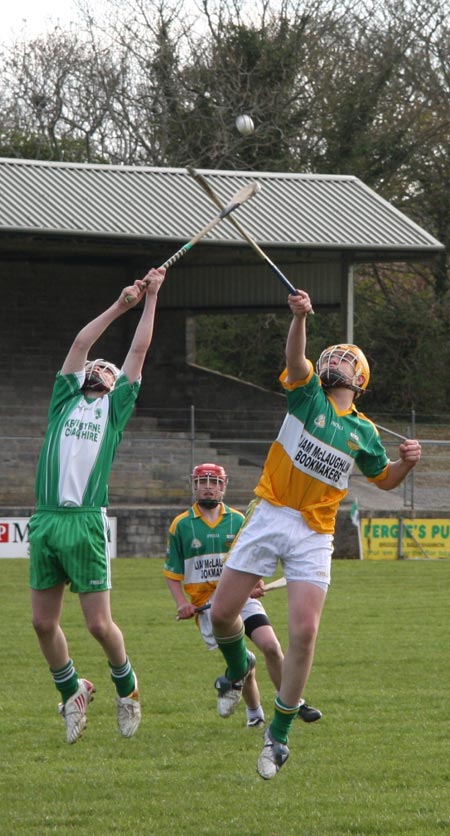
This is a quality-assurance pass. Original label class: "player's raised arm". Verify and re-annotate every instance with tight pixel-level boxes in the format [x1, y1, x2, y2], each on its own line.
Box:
[61, 276, 152, 375]
[122, 267, 166, 384]
[285, 290, 313, 383]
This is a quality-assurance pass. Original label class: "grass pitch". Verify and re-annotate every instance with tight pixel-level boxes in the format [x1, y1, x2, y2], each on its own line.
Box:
[1, 557, 448, 836]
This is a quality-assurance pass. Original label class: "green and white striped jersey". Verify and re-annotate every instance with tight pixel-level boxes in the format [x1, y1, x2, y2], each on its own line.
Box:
[34, 370, 139, 508]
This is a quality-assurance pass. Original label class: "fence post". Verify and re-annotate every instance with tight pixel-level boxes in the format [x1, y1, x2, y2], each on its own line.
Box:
[402, 409, 416, 511]
[190, 404, 195, 477]
[410, 407, 416, 512]
[397, 518, 404, 559]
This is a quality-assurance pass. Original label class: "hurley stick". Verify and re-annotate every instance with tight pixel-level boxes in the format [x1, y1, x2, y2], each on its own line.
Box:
[187, 166, 305, 299]
[125, 180, 261, 303]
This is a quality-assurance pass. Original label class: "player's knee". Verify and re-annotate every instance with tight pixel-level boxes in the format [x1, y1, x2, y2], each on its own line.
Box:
[32, 614, 57, 637]
[210, 600, 232, 631]
[210, 603, 223, 630]
[264, 639, 283, 664]
[254, 633, 282, 659]
[291, 618, 320, 650]
[249, 625, 283, 660]
[86, 615, 110, 642]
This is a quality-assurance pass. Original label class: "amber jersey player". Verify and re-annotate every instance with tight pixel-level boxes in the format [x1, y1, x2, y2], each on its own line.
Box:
[164, 463, 322, 728]
[210, 290, 421, 779]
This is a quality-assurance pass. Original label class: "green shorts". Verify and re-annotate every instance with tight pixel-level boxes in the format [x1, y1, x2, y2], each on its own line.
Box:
[29, 507, 112, 593]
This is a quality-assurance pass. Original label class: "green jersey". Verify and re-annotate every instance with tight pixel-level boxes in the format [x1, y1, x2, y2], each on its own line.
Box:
[164, 502, 245, 609]
[34, 370, 139, 508]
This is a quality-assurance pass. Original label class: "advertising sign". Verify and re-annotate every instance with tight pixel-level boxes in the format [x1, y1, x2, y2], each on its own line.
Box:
[0, 517, 117, 558]
[361, 518, 450, 560]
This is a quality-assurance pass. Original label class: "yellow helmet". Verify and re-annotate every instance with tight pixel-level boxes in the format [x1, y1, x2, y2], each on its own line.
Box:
[316, 344, 370, 396]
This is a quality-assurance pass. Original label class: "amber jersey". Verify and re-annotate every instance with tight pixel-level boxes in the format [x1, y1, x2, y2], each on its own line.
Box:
[254, 363, 389, 533]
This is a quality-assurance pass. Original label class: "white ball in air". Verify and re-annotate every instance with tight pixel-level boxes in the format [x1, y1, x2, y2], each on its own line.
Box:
[235, 115, 255, 135]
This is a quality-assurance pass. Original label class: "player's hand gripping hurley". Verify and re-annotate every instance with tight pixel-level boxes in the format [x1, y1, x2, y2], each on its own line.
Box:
[176, 602, 211, 621]
[125, 180, 260, 303]
[175, 578, 287, 620]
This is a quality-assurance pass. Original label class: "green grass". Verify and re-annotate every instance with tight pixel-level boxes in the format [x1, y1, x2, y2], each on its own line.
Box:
[1, 558, 449, 836]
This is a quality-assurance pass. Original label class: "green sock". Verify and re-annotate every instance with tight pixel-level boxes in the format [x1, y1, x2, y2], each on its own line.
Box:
[270, 695, 301, 744]
[214, 625, 249, 681]
[51, 659, 79, 703]
[109, 657, 136, 698]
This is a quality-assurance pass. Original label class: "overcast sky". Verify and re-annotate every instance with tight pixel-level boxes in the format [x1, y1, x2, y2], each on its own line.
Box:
[0, 0, 272, 44]
[0, 1, 211, 42]
[0, 1, 91, 41]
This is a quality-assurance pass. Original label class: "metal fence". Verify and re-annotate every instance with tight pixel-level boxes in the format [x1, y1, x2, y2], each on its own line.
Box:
[1, 405, 450, 510]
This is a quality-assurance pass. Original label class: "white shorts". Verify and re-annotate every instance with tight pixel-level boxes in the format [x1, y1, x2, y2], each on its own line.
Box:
[226, 498, 333, 590]
[197, 596, 268, 651]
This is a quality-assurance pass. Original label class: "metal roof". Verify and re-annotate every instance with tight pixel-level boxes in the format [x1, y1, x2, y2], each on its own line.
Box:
[0, 157, 443, 258]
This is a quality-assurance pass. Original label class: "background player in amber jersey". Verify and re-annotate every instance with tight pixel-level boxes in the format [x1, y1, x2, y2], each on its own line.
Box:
[210, 290, 421, 779]
[29, 267, 165, 744]
[164, 463, 322, 728]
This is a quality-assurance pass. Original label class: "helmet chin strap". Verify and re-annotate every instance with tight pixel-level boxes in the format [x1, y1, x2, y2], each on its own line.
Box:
[81, 371, 112, 393]
[198, 499, 221, 509]
[319, 370, 359, 393]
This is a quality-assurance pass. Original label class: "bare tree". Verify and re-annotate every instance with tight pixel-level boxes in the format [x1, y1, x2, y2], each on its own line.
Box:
[2, 0, 450, 406]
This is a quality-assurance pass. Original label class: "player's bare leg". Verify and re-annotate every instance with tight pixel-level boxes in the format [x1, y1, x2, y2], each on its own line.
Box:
[242, 669, 265, 727]
[31, 585, 96, 743]
[80, 591, 141, 737]
[257, 581, 327, 779]
[248, 614, 322, 723]
[281, 581, 327, 706]
[212, 567, 260, 717]
[250, 624, 283, 689]
[31, 585, 68, 668]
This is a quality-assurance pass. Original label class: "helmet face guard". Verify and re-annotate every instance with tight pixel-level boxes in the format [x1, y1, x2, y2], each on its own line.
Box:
[82, 359, 120, 393]
[191, 463, 228, 508]
[316, 344, 370, 396]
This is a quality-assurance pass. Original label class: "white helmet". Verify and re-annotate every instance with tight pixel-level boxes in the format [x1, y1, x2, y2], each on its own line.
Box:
[82, 358, 120, 393]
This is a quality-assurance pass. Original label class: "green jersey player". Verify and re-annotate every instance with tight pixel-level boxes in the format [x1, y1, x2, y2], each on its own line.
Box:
[29, 267, 165, 744]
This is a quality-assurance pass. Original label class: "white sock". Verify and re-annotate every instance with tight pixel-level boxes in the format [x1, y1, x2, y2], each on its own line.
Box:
[246, 705, 265, 722]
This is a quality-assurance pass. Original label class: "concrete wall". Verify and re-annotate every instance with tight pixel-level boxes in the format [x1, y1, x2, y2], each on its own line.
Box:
[0, 503, 404, 560]
[111, 504, 363, 559]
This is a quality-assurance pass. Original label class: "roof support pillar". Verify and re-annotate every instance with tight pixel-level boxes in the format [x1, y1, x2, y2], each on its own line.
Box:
[340, 260, 354, 343]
